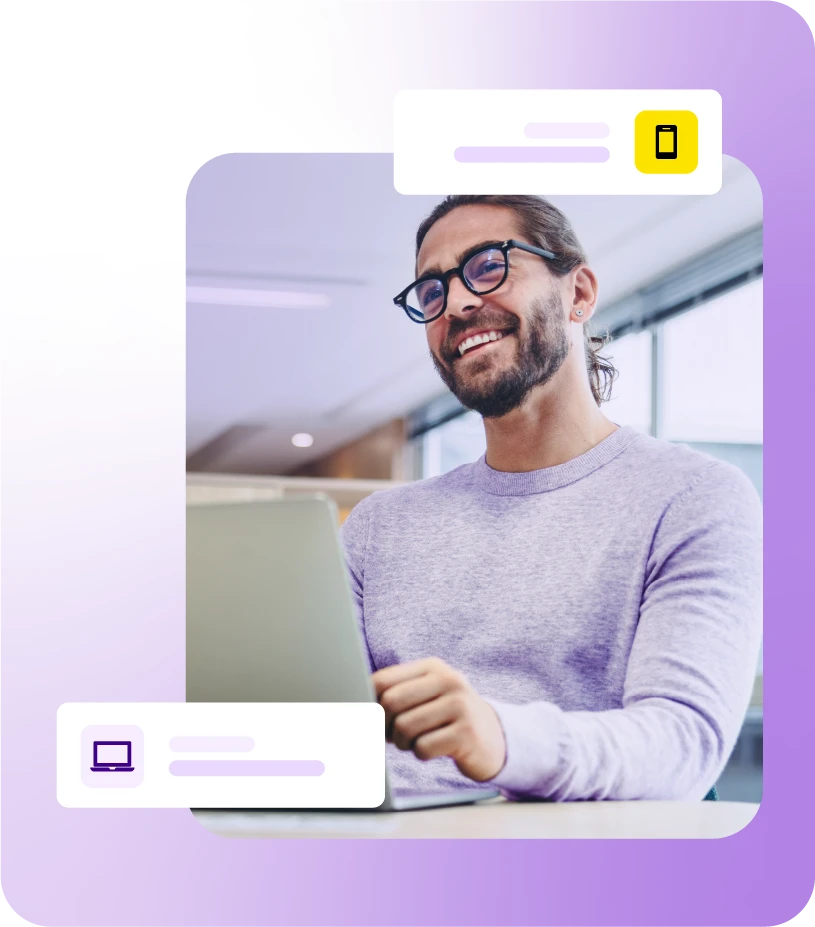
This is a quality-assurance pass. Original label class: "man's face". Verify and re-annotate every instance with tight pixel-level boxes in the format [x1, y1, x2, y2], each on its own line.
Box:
[417, 204, 571, 418]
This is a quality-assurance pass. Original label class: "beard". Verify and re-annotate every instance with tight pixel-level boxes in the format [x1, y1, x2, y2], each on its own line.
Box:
[430, 290, 571, 418]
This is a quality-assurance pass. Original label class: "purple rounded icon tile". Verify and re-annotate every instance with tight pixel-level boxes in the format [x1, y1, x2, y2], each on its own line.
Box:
[81, 726, 144, 789]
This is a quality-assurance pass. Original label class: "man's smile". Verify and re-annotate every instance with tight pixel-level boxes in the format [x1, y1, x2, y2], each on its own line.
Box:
[451, 329, 515, 362]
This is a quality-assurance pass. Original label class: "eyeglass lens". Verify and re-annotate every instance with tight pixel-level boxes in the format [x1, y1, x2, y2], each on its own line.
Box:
[405, 247, 508, 321]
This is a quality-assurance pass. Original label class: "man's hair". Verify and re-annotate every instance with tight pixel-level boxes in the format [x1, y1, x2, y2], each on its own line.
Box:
[415, 194, 617, 405]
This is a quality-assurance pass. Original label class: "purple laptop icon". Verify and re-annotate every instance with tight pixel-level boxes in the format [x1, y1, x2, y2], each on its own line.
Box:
[91, 740, 134, 772]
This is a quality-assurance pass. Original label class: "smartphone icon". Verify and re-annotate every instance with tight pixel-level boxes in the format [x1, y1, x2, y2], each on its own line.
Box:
[655, 124, 678, 159]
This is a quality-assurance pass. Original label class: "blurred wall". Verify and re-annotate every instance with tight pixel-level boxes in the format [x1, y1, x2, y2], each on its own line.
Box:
[288, 418, 408, 481]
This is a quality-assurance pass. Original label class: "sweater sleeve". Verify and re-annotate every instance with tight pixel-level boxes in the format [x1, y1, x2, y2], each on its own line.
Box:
[339, 495, 377, 674]
[484, 460, 763, 801]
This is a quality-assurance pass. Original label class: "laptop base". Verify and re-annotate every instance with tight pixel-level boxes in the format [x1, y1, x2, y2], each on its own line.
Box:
[191, 788, 500, 814]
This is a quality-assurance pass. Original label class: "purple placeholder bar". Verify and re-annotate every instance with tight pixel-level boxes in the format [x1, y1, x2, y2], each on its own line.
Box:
[168, 760, 325, 777]
[169, 736, 254, 752]
[454, 146, 609, 163]
[524, 122, 609, 138]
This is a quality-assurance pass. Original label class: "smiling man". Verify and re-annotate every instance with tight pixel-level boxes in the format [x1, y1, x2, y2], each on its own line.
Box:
[340, 194, 762, 801]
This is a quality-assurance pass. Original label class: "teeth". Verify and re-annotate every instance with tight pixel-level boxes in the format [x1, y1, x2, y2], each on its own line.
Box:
[458, 330, 505, 356]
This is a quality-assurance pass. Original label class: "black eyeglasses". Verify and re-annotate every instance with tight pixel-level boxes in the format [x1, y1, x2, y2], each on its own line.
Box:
[393, 239, 557, 324]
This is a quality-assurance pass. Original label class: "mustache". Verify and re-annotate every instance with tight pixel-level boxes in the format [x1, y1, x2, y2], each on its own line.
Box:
[440, 311, 519, 362]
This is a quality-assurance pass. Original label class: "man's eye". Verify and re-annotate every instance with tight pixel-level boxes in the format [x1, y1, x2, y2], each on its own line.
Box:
[419, 283, 442, 306]
[477, 261, 503, 275]
[468, 253, 506, 281]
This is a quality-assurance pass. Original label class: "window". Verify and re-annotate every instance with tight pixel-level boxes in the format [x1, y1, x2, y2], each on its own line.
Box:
[603, 329, 652, 434]
[661, 277, 763, 501]
[662, 278, 762, 444]
[422, 410, 485, 478]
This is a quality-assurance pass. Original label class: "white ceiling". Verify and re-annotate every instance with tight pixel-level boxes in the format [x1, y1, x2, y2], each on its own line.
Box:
[186, 154, 761, 474]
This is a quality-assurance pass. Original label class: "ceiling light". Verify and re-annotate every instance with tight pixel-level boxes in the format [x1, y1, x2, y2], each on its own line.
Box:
[291, 433, 314, 448]
[186, 286, 331, 309]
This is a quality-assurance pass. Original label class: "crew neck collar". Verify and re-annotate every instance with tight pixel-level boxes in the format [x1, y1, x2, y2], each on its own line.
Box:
[474, 425, 639, 495]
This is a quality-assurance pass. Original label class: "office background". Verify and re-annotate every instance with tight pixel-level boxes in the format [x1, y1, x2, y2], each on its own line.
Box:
[187, 152, 763, 802]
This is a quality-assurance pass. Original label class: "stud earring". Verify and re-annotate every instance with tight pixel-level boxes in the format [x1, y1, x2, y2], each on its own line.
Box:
[575, 310, 584, 317]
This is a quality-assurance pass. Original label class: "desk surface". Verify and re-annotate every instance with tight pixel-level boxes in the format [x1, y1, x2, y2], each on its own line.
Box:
[194, 798, 758, 840]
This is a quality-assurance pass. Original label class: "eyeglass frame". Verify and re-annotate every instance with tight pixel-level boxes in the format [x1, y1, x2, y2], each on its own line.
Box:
[393, 238, 558, 324]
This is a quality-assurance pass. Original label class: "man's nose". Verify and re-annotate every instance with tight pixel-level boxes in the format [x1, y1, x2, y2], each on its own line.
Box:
[444, 274, 483, 321]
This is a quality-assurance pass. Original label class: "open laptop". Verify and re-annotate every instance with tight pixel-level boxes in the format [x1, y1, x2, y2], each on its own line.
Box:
[186, 496, 499, 811]
[90, 740, 134, 772]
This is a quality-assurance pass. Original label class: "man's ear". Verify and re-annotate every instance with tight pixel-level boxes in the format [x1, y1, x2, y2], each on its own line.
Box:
[569, 265, 599, 322]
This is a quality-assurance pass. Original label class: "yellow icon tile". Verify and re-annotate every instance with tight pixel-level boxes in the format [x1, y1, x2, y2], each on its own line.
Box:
[635, 110, 698, 174]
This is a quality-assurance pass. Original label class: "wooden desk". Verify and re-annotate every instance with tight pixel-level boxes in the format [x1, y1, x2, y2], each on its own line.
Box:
[194, 798, 757, 839]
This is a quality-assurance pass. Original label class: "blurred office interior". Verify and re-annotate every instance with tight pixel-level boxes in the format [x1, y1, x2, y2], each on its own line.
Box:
[187, 154, 763, 802]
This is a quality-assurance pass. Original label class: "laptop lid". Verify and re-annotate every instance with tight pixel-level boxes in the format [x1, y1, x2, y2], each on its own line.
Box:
[186, 497, 374, 705]
[93, 741, 131, 767]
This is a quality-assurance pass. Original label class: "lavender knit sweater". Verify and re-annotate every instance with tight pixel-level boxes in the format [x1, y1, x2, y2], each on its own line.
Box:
[340, 425, 763, 801]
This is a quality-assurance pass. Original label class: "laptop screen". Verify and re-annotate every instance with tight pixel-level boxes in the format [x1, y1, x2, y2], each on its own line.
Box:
[94, 742, 130, 765]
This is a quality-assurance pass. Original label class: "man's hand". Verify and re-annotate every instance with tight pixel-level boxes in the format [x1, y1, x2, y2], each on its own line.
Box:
[372, 657, 507, 782]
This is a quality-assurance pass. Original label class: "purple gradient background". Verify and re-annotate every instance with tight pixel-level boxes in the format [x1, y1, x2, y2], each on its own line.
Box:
[3, 2, 814, 925]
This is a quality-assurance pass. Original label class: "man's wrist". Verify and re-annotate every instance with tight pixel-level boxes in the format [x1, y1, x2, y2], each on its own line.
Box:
[481, 697, 569, 797]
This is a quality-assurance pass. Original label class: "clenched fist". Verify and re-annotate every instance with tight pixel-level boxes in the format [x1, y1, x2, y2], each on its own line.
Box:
[372, 657, 507, 782]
